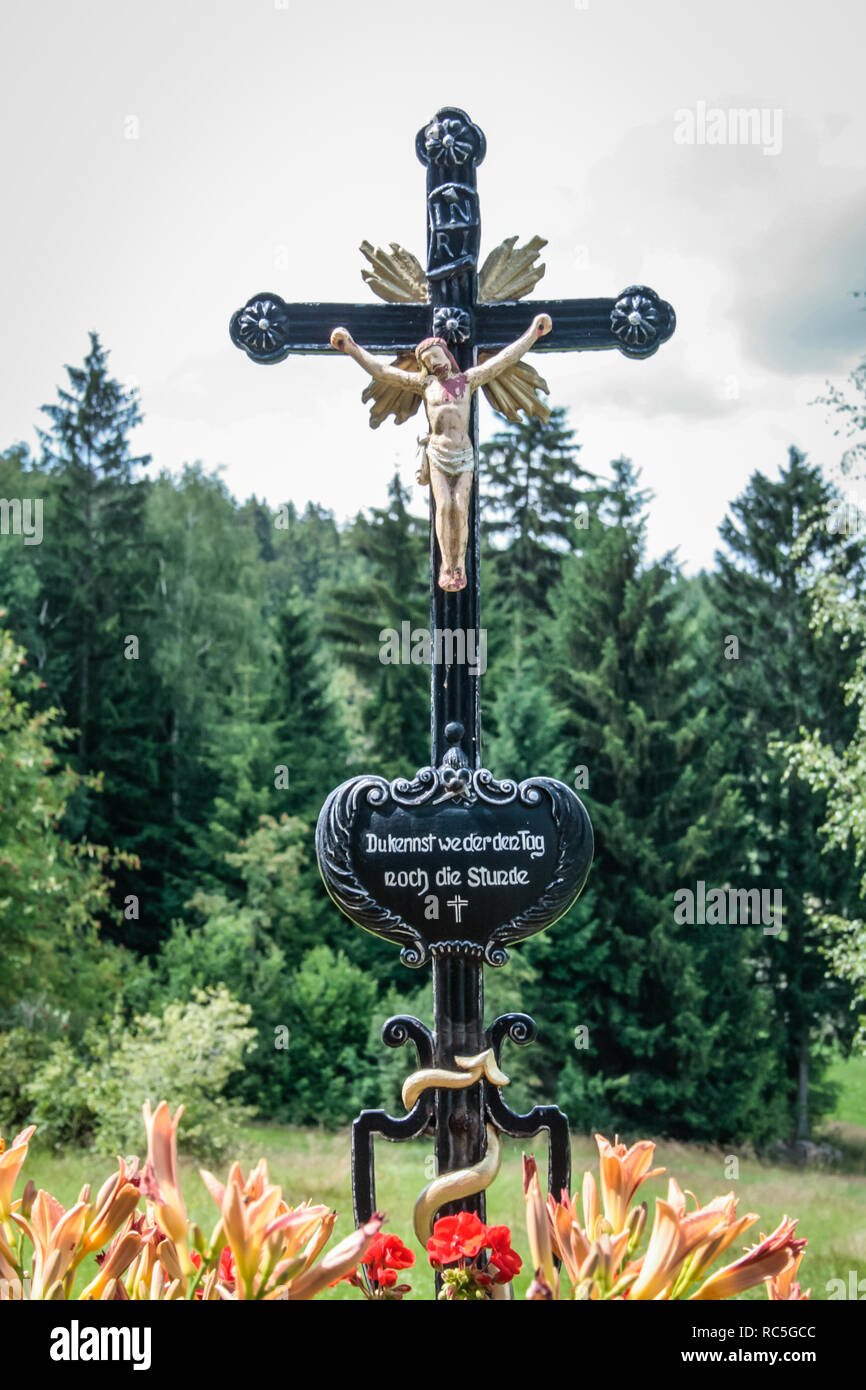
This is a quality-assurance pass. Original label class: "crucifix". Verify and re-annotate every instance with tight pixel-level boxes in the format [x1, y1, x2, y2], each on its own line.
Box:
[230, 106, 675, 1287]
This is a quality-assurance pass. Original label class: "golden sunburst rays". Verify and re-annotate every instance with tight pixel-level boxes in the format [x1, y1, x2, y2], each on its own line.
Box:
[360, 241, 428, 304]
[357, 236, 551, 426]
[478, 235, 548, 302]
[480, 358, 551, 425]
[360, 355, 423, 430]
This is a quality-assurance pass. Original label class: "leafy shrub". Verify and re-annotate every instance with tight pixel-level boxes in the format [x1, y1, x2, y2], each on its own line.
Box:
[284, 945, 378, 1126]
[0, 1025, 55, 1130]
[25, 985, 256, 1159]
[0, 618, 134, 1027]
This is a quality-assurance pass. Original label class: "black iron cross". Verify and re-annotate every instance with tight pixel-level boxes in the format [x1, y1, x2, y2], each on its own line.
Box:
[231, 107, 674, 772]
[230, 106, 674, 1277]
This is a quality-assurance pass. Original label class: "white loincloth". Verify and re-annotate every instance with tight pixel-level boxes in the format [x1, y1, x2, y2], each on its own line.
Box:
[419, 433, 475, 478]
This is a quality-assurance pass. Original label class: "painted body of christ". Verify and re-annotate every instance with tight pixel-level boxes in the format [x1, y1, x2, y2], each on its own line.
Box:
[330, 314, 552, 591]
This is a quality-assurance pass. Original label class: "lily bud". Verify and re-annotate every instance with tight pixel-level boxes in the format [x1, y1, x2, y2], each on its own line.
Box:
[626, 1201, 647, 1257]
[189, 1222, 207, 1256]
[522, 1155, 555, 1291]
[156, 1238, 183, 1283]
[582, 1171, 599, 1239]
[579, 1247, 599, 1281]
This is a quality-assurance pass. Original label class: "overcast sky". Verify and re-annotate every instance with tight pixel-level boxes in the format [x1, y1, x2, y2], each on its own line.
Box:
[1, 0, 864, 571]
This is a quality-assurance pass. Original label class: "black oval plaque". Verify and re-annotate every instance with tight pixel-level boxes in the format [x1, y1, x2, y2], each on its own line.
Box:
[316, 765, 593, 967]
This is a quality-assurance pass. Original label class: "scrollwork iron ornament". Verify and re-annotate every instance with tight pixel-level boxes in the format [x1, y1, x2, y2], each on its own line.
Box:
[610, 285, 676, 359]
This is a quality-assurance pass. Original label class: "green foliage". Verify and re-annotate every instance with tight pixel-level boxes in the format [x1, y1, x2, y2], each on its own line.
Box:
[532, 459, 783, 1143]
[4, 331, 866, 1151]
[480, 406, 591, 623]
[0, 1026, 55, 1131]
[25, 986, 256, 1160]
[270, 590, 351, 820]
[5, 335, 167, 950]
[0, 616, 131, 1027]
[324, 474, 428, 775]
[282, 946, 378, 1126]
[264, 499, 349, 600]
[779, 489, 866, 1048]
[480, 408, 592, 766]
[145, 814, 319, 1114]
[710, 448, 866, 1133]
[143, 465, 281, 914]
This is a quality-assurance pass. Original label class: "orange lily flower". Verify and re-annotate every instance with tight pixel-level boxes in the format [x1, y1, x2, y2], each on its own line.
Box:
[628, 1180, 728, 1300]
[141, 1101, 188, 1255]
[676, 1187, 758, 1292]
[546, 1189, 592, 1286]
[0, 1125, 36, 1224]
[79, 1219, 143, 1300]
[596, 1134, 664, 1234]
[12, 1189, 90, 1298]
[200, 1159, 335, 1299]
[767, 1250, 810, 1300]
[691, 1216, 807, 1300]
[287, 1214, 384, 1300]
[80, 1157, 142, 1257]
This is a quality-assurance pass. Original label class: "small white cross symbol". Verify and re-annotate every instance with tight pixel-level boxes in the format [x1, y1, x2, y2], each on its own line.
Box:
[446, 895, 469, 924]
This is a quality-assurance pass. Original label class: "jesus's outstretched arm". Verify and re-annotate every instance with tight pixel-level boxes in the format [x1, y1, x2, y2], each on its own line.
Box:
[466, 313, 552, 389]
[330, 327, 423, 391]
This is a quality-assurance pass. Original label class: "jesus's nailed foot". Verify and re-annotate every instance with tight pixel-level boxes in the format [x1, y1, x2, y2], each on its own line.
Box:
[439, 567, 467, 592]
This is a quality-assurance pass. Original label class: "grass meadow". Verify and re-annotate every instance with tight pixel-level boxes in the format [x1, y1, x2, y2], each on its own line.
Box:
[20, 1057, 866, 1301]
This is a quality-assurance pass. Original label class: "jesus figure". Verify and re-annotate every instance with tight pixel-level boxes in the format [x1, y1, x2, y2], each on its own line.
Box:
[330, 313, 552, 591]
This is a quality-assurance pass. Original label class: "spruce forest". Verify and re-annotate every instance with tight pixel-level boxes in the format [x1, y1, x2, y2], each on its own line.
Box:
[2, 330, 865, 1159]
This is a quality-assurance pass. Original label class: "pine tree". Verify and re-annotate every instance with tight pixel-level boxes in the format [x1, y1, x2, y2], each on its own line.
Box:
[270, 589, 350, 819]
[324, 474, 429, 775]
[710, 448, 866, 1138]
[479, 408, 593, 775]
[144, 466, 280, 912]
[36, 333, 152, 760]
[265, 499, 347, 602]
[531, 459, 782, 1142]
[0, 617, 130, 1027]
[27, 334, 165, 950]
[480, 406, 591, 622]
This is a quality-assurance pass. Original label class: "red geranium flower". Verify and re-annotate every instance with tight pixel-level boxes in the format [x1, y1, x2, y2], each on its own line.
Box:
[485, 1225, 522, 1283]
[427, 1211, 488, 1266]
[333, 1231, 415, 1298]
[364, 1232, 415, 1288]
[428, 1214, 523, 1298]
[190, 1245, 236, 1297]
